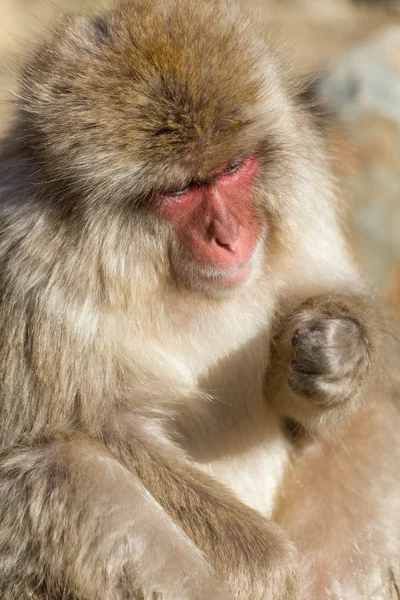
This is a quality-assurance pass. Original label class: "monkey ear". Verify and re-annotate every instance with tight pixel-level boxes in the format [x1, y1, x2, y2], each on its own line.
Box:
[87, 15, 114, 45]
[90, 16, 112, 44]
[72, 13, 113, 50]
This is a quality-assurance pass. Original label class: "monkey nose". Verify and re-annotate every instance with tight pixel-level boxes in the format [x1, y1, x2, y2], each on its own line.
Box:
[209, 216, 240, 251]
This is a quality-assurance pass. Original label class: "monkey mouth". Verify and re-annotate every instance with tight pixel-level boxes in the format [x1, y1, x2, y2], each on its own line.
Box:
[195, 255, 256, 288]
[193, 236, 264, 289]
[218, 261, 253, 285]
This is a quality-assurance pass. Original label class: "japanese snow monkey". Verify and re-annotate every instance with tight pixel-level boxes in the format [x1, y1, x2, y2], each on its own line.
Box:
[0, 0, 398, 598]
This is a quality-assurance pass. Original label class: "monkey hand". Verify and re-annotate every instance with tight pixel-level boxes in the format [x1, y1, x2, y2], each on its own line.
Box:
[232, 522, 300, 600]
[134, 518, 298, 600]
[269, 294, 378, 430]
[288, 313, 367, 404]
[194, 502, 300, 600]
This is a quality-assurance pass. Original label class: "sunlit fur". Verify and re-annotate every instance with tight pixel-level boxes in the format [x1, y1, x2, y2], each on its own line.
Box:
[0, 0, 398, 599]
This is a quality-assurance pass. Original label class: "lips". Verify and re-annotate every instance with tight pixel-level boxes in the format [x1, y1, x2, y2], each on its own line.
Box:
[221, 261, 253, 286]
[195, 252, 255, 287]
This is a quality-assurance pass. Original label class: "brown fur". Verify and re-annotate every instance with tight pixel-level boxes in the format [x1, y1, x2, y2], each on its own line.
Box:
[0, 0, 398, 599]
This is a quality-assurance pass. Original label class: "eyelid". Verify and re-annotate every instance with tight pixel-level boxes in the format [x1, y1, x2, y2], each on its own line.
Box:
[165, 178, 206, 197]
[162, 160, 243, 198]
[166, 183, 192, 197]
[223, 159, 243, 175]
[169, 187, 189, 197]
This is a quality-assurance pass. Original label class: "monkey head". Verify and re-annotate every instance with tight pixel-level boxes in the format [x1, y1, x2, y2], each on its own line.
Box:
[17, 0, 300, 295]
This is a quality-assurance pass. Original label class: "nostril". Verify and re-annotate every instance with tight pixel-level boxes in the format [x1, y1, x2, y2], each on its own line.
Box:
[215, 239, 237, 251]
[209, 219, 240, 251]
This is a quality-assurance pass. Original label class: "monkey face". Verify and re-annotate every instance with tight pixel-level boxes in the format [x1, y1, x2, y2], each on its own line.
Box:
[156, 156, 262, 290]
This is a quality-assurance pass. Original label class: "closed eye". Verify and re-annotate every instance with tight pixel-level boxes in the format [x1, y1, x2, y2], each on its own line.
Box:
[162, 161, 243, 198]
[168, 185, 191, 197]
[223, 159, 243, 175]
[164, 179, 203, 197]
[162, 180, 198, 198]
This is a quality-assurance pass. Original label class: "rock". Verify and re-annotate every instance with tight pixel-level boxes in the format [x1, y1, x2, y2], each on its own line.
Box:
[318, 27, 400, 309]
[320, 26, 400, 124]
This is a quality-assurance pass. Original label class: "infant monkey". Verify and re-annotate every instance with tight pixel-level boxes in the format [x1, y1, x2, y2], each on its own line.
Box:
[0, 0, 399, 598]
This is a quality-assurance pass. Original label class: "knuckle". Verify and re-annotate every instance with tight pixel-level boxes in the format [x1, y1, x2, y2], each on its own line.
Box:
[291, 316, 366, 374]
[288, 363, 316, 396]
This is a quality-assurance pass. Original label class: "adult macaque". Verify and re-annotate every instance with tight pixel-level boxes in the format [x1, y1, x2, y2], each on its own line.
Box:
[0, 0, 398, 598]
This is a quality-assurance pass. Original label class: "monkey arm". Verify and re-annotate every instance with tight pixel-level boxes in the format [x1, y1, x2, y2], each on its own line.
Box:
[103, 412, 300, 600]
[269, 293, 400, 598]
[267, 292, 387, 432]
[0, 432, 230, 600]
[276, 396, 400, 600]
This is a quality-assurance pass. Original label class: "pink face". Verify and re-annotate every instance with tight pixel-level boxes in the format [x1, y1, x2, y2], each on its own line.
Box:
[156, 157, 261, 288]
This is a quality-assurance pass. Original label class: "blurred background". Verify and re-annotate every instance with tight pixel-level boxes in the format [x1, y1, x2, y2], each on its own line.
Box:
[1, 0, 399, 310]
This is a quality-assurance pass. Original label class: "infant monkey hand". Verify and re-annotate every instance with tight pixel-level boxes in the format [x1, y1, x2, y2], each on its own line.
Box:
[289, 313, 367, 405]
[270, 294, 378, 430]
